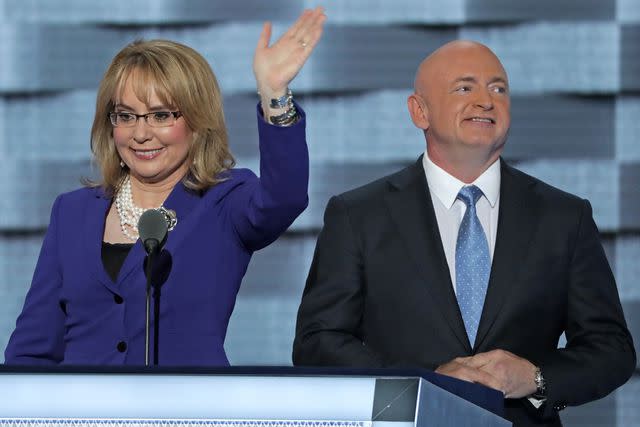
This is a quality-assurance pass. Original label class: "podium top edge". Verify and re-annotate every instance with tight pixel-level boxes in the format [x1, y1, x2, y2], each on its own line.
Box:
[0, 365, 436, 378]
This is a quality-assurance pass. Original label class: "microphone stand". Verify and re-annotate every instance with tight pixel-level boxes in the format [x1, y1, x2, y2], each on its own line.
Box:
[138, 208, 171, 367]
[144, 240, 159, 367]
[153, 276, 161, 365]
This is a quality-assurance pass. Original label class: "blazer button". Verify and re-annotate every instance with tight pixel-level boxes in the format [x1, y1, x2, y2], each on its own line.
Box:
[117, 341, 127, 352]
[114, 295, 124, 304]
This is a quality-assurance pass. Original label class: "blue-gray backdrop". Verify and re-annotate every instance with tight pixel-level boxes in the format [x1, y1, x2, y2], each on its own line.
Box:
[0, 1, 638, 425]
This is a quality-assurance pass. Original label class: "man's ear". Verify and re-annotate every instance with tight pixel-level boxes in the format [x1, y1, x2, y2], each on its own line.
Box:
[407, 94, 429, 130]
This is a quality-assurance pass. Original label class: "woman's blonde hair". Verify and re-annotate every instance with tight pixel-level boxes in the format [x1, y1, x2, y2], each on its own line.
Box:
[90, 39, 235, 195]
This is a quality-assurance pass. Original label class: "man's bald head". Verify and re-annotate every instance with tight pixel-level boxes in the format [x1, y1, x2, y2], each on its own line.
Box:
[414, 40, 507, 95]
[407, 40, 511, 183]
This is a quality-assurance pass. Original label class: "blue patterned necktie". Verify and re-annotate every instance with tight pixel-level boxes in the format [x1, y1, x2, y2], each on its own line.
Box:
[455, 185, 490, 347]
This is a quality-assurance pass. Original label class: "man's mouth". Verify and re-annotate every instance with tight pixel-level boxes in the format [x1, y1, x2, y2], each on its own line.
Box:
[468, 117, 495, 124]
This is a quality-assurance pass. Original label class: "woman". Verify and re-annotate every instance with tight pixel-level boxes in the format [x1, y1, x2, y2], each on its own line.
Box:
[4, 7, 326, 366]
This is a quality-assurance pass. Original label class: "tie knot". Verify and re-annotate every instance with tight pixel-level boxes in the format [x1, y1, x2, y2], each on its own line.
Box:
[457, 185, 484, 207]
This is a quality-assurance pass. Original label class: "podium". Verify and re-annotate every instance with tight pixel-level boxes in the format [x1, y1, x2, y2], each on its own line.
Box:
[0, 367, 511, 427]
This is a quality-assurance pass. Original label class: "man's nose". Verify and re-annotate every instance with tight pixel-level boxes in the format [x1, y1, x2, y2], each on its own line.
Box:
[474, 89, 494, 110]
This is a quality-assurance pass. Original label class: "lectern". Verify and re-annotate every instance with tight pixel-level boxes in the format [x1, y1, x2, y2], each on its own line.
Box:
[0, 367, 511, 427]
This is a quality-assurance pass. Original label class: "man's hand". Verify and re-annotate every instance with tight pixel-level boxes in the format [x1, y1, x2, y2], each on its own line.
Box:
[437, 349, 538, 399]
[435, 356, 503, 392]
[466, 349, 537, 398]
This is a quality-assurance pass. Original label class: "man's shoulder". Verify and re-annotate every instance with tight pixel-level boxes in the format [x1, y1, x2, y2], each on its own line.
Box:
[503, 162, 587, 210]
[336, 161, 420, 206]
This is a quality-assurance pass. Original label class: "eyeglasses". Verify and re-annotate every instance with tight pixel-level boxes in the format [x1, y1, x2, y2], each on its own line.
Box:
[108, 111, 183, 128]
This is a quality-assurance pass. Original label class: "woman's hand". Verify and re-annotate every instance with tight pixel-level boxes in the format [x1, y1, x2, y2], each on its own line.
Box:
[253, 7, 326, 117]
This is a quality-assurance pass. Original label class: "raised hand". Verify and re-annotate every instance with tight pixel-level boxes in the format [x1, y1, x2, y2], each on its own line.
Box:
[253, 6, 326, 114]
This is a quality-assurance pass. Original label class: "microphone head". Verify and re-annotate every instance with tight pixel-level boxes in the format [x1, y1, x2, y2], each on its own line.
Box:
[138, 209, 169, 254]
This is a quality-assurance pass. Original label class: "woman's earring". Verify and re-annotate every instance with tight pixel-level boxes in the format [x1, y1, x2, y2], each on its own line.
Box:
[120, 160, 125, 168]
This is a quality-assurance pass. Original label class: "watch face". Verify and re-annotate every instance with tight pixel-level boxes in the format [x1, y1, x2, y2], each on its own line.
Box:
[534, 367, 546, 396]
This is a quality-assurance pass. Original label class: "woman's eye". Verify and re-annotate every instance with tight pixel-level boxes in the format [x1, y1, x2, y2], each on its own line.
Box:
[153, 112, 172, 122]
[118, 113, 136, 122]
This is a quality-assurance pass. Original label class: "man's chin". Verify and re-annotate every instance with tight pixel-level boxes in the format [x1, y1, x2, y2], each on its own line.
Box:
[460, 138, 504, 150]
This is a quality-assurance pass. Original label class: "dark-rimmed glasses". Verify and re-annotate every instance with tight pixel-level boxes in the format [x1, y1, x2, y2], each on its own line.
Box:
[108, 111, 182, 128]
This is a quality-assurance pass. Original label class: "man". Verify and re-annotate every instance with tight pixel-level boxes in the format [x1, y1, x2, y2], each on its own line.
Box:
[292, 40, 636, 427]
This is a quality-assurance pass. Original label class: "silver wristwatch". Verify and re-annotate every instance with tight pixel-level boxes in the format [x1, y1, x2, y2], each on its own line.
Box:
[533, 366, 547, 399]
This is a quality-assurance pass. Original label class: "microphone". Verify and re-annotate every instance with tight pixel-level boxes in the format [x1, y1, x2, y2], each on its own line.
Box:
[138, 209, 169, 255]
[137, 208, 169, 367]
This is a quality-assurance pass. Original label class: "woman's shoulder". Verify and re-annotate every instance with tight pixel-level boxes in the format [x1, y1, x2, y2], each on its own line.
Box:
[218, 167, 257, 183]
[197, 168, 258, 204]
[53, 186, 108, 208]
[204, 168, 257, 193]
[60, 185, 106, 200]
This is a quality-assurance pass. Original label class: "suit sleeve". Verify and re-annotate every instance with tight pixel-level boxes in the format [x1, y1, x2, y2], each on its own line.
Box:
[4, 195, 65, 365]
[228, 104, 309, 252]
[293, 195, 385, 367]
[538, 200, 636, 417]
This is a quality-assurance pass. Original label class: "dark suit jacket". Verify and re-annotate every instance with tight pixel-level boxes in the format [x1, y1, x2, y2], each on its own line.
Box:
[5, 109, 309, 367]
[293, 157, 635, 427]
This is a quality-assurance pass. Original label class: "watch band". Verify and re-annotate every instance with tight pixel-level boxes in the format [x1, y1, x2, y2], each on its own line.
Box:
[533, 366, 547, 399]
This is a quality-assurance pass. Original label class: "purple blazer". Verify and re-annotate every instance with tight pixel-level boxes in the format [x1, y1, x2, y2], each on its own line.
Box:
[4, 108, 308, 366]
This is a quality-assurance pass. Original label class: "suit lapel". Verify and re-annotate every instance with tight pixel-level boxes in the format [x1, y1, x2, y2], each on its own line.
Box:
[384, 157, 471, 352]
[474, 161, 539, 350]
[161, 182, 202, 253]
[85, 187, 122, 292]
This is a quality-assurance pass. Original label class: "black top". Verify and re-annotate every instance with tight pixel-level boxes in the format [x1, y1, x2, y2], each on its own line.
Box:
[101, 242, 134, 282]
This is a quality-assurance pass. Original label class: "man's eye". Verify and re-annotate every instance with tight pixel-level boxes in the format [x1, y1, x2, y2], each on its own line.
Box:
[153, 112, 172, 122]
[117, 113, 136, 122]
[456, 86, 471, 92]
[492, 86, 507, 93]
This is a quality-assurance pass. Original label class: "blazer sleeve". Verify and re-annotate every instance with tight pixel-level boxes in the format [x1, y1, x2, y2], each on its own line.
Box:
[4, 195, 65, 365]
[227, 104, 309, 252]
[538, 199, 636, 417]
[293, 195, 385, 367]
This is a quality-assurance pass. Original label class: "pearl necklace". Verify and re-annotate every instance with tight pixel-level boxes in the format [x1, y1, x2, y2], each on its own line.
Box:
[115, 176, 160, 241]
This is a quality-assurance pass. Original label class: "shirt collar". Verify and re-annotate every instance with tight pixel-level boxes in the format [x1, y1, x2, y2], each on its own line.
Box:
[422, 150, 501, 209]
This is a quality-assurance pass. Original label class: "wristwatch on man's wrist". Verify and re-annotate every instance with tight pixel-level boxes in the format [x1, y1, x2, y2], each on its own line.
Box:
[532, 366, 546, 399]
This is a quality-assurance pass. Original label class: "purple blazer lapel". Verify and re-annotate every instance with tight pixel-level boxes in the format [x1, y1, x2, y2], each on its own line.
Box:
[84, 187, 122, 292]
[160, 182, 202, 254]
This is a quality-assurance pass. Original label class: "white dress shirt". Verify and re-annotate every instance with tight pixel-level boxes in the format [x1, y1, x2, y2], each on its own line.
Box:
[422, 151, 501, 293]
